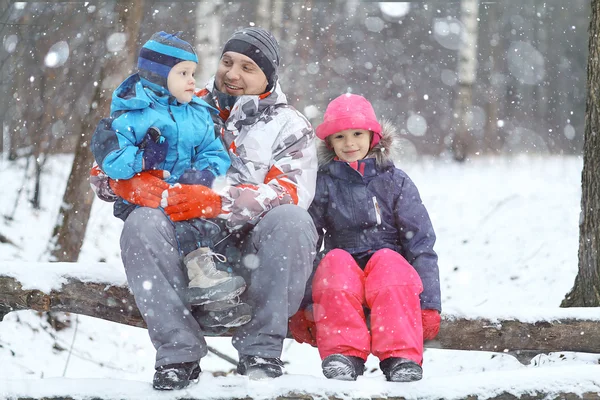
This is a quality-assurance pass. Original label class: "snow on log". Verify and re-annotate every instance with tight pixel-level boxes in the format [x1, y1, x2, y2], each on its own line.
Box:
[2, 263, 600, 356]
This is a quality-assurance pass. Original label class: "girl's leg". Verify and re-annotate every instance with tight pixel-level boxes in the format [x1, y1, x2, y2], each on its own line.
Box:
[312, 249, 369, 360]
[364, 248, 424, 364]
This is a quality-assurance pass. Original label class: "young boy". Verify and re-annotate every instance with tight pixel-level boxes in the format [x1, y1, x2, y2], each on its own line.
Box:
[93, 31, 246, 307]
[294, 94, 442, 382]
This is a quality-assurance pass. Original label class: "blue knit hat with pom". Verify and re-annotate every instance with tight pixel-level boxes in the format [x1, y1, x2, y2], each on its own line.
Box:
[137, 31, 198, 94]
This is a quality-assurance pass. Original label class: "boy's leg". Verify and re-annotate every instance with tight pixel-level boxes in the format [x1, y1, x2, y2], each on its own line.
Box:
[312, 249, 370, 361]
[230, 204, 318, 358]
[364, 248, 424, 364]
[120, 208, 207, 369]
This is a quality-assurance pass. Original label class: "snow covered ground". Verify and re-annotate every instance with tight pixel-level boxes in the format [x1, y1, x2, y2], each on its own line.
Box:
[2, 154, 600, 399]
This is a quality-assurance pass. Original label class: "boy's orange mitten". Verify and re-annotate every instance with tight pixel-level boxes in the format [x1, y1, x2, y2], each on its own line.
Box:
[163, 184, 222, 221]
[109, 170, 170, 208]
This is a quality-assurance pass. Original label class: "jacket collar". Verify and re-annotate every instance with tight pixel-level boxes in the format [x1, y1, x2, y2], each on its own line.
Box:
[204, 77, 288, 125]
[324, 157, 387, 181]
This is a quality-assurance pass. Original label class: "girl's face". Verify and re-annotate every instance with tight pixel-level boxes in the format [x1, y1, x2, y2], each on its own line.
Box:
[167, 61, 197, 103]
[329, 129, 372, 162]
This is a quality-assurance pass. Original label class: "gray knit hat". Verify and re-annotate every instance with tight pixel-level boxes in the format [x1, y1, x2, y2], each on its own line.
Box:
[221, 27, 280, 91]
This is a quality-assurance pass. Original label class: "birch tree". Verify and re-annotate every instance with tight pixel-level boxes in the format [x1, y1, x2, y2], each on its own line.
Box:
[451, 0, 479, 161]
[195, 1, 222, 87]
[256, 0, 272, 31]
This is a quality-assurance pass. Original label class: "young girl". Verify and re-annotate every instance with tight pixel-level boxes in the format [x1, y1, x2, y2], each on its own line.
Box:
[299, 94, 441, 382]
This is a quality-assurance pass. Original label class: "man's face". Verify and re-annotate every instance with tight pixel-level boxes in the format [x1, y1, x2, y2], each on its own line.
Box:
[167, 61, 197, 103]
[215, 51, 268, 96]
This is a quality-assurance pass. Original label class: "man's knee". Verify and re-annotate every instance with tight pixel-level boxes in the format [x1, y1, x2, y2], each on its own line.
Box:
[123, 207, 166, 229]
[259, 205, 317, 243]
[121, 207, 171, 244]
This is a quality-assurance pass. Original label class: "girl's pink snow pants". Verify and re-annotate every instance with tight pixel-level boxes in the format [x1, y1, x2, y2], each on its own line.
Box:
[312, 248, 424, 364]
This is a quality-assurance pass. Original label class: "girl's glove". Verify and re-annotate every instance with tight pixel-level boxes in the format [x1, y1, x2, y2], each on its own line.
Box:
[422, 309, 441, 341]
[109, 170, 170, 208]
[162, 184, 222, 221]
[288, 308, 317, 347]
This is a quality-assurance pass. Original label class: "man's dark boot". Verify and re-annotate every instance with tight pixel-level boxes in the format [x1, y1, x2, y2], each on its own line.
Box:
[321, 354, 365, 381]
[152, 361, 201, 390]
[379, 357, 423, 382]
[237, 355, 284, 380]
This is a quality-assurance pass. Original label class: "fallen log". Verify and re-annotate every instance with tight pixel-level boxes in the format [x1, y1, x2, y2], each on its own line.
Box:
[2, 262, 600, 358]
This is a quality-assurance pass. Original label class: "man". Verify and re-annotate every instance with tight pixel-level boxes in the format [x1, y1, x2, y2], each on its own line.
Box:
[90, 27, 318, 389]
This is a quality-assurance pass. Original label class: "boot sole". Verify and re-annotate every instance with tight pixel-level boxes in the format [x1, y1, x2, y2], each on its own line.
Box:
[322, 363, 358, 381]
[195, 302, 253, 328]
[221, 314, 251, 327]
[153, 365, 201, 390]
[187, 277, 246, 305]
[237, 364, 283, 380]
[322, 355, 363, 381]
[153, 376, 199, 390]
[388, 369, 423, 382]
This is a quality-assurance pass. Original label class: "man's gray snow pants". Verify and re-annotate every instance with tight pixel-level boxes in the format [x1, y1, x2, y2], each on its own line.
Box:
[120, 204, 318, 368]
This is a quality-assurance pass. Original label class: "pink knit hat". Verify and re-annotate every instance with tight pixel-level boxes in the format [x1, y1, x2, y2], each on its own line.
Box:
[316, 94, 382, 148]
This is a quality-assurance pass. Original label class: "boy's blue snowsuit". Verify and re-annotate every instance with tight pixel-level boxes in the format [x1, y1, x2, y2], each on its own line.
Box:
[92, 73, 231, 254]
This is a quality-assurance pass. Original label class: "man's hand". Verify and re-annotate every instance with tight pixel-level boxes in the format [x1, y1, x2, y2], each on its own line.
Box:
[109, 170, 170, 208]
[163, 184, 222, 221]
[422, 309, 441, 341]
[288, 308, 317, 347]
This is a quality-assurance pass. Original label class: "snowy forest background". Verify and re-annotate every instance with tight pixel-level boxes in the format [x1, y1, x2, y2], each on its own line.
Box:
[3, 1, 600, 399]
[1, 0, 589, 160]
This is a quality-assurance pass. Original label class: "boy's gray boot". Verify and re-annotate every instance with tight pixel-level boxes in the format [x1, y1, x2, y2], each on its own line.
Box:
[185, 247, 246, 305]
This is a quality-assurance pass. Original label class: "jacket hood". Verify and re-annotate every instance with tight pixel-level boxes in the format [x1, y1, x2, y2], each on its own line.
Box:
[111, 73, 213, 115]
[317, 119, 400, 167]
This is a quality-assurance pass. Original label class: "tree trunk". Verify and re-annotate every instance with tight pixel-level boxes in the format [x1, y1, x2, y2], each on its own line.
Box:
[562, 0, 600, 308]
[482, 2, 502, 153]
[270, 0, 283, 41]
[195, 1, 222, 87]
[256, 0, 272, 31]
[2, 267, 600, 358]
[48, 1, 144, 262]
[452, 0, 479, 162]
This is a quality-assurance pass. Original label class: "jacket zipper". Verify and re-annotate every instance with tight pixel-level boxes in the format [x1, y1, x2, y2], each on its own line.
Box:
[372, 196, 382, 225]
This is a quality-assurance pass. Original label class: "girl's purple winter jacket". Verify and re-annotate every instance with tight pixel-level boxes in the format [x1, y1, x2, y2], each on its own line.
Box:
[308, 121, 441, 311]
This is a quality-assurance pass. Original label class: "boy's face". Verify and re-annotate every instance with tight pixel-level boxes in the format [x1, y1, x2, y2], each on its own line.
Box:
[167, 61, 197, 103]
[329, 129, 372, 163]
[215, 52, 268, 96]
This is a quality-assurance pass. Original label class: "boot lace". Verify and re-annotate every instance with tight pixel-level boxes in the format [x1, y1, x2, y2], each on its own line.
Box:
[199, 250, 229, 279]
